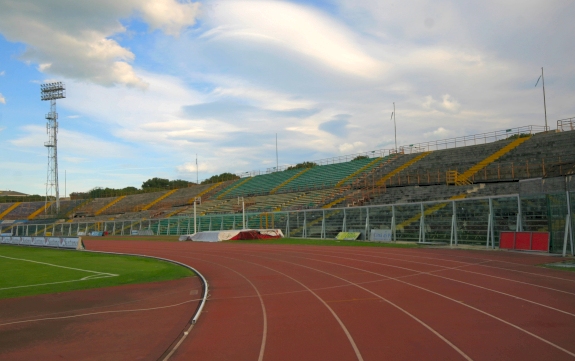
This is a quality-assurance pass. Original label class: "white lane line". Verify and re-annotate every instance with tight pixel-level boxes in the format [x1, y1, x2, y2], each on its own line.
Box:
[0, 298, 202, 327]
[296, 251, 575, 318]
[0, 275, 116, 291]
[297, 248, 575, 295]
[195, 252, 365, 361]
[0, 254, 118, 277]
[298, 256, 575, 358]
[182, 255, 268, 361]
[222, 251, 473, 361]
[352, 250, 575, 283]
[2, 287, 194, 324]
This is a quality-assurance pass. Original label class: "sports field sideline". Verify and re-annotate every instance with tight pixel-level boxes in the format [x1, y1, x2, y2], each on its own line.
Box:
[2, 238, 575, 360]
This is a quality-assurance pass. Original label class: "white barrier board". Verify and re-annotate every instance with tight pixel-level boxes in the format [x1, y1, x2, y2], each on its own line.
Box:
[370, 229, 393, 242]
[0, 236, 84, 250]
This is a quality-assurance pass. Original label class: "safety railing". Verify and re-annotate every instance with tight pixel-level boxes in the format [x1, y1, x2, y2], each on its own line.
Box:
[557, 118, 575, 132]
[6, 190, 573, 255]
[398, 125, 547, 154]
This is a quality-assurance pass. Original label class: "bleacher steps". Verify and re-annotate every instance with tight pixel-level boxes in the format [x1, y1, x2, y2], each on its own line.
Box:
[397, 193, 467, 230]
[95, 196, 126, 216]
[336, 157, 384, 187]
[141, 189, 178, 211]
[191, 182, 224, 203]
[274, 193, 307, 211]
[322, 197, 346, 209]
[28, 201, 55, 220]
[65, 199, 92, 219]
[375, 152, 431, 186]
[454, 137, 530, 185]
[217, 178, 252, 199]
[0, 202, 21, 220]
[270, 168, 311, 194]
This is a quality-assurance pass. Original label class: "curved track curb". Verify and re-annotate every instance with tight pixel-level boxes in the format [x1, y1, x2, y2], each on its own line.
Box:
[83, 249, 208, 361]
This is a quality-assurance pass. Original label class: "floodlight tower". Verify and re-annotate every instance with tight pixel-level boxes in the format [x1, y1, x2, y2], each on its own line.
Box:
[41, 82, 66, 214]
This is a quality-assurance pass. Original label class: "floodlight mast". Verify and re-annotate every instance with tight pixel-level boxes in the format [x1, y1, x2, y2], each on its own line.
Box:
[41, 82, 66, 215]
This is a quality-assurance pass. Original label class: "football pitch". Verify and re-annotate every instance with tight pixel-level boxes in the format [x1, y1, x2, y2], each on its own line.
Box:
[0, 245, 194, 300]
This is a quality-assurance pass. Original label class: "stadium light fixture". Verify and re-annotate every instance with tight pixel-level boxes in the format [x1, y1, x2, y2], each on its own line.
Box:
[41, 81, 66, 215]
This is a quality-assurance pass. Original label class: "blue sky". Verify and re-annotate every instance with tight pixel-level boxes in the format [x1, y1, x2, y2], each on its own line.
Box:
[0, 0, 574, 195]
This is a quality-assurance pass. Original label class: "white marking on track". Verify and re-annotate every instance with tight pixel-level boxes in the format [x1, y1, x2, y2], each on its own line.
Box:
[0, 298, 202, 327]
[183, 255, 268, 361]
[356, 249, 575, 283]
[190, 251, 366, 361]
[227, 251, 473, 361]
[300, 256, 575, 358]
[294, 248, 575, 295]
[299, 251, 575, 318]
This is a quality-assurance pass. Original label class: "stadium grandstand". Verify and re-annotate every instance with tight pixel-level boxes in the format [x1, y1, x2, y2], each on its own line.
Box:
[2, 119, 574, 253]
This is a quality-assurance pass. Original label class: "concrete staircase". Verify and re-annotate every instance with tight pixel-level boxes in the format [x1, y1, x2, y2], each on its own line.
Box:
[28, 201, 54, 220]
[141, 189, 178, 211]
[0, 202, 21, 220]
[217, 178, 252, 199]
[376, 152, 431, 186]
[453, 137, 531, 185]
[95, 196, 126, 216]
[336, 157, 384, 187]
[270, 168, 311, 194]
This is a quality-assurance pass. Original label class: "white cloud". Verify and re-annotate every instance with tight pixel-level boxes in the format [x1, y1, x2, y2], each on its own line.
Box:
[10, 125, 133, 159]
[177, 161, 218, 174]
[0, 0, 200, 87]
[423, 94, 461, 114]
[204, 1, 384, 77]
[424, 127, 454, 139]
[338, 141, 366, 154]
[0, 71, 5, 76]
[211, 85, 315, 111]
[0, 93, 5, 104]
[139, 1, 201, 36]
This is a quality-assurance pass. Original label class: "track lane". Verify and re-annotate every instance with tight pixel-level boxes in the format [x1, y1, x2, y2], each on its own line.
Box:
[269, 246, 575, 295]
[90, 241, 365, 361]
[227, 248, 575, 360]
[87, 242, 264, 361]
[263, 247, 575, 313]
[193, 249, 470, 361]
[84, 240, 575, 361]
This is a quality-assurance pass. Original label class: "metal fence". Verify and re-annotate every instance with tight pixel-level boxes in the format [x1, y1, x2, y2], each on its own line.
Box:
[6, 191, 573, 255]
[558, 118, 575, 132]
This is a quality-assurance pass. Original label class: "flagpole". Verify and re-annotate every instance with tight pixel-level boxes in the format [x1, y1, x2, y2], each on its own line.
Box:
[542, 67, 548, 131]
[196, 154, 198, 184]
[393, 102, 397, 152]
[275, 133, 279, 172]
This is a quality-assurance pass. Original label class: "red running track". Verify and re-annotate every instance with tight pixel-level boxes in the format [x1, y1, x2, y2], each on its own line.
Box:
[79, 240, 575, 361]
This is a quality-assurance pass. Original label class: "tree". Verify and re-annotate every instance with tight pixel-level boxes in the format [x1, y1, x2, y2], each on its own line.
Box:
[201, 172, 240, 184]
[352, 155, 369, 161]
[142, 177, 170, 189]
[286, 161, 318, 171]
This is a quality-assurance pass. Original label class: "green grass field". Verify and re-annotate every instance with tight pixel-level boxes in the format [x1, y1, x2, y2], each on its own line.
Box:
[541, 261, 575, 272]
[0, 245, 194, 300]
